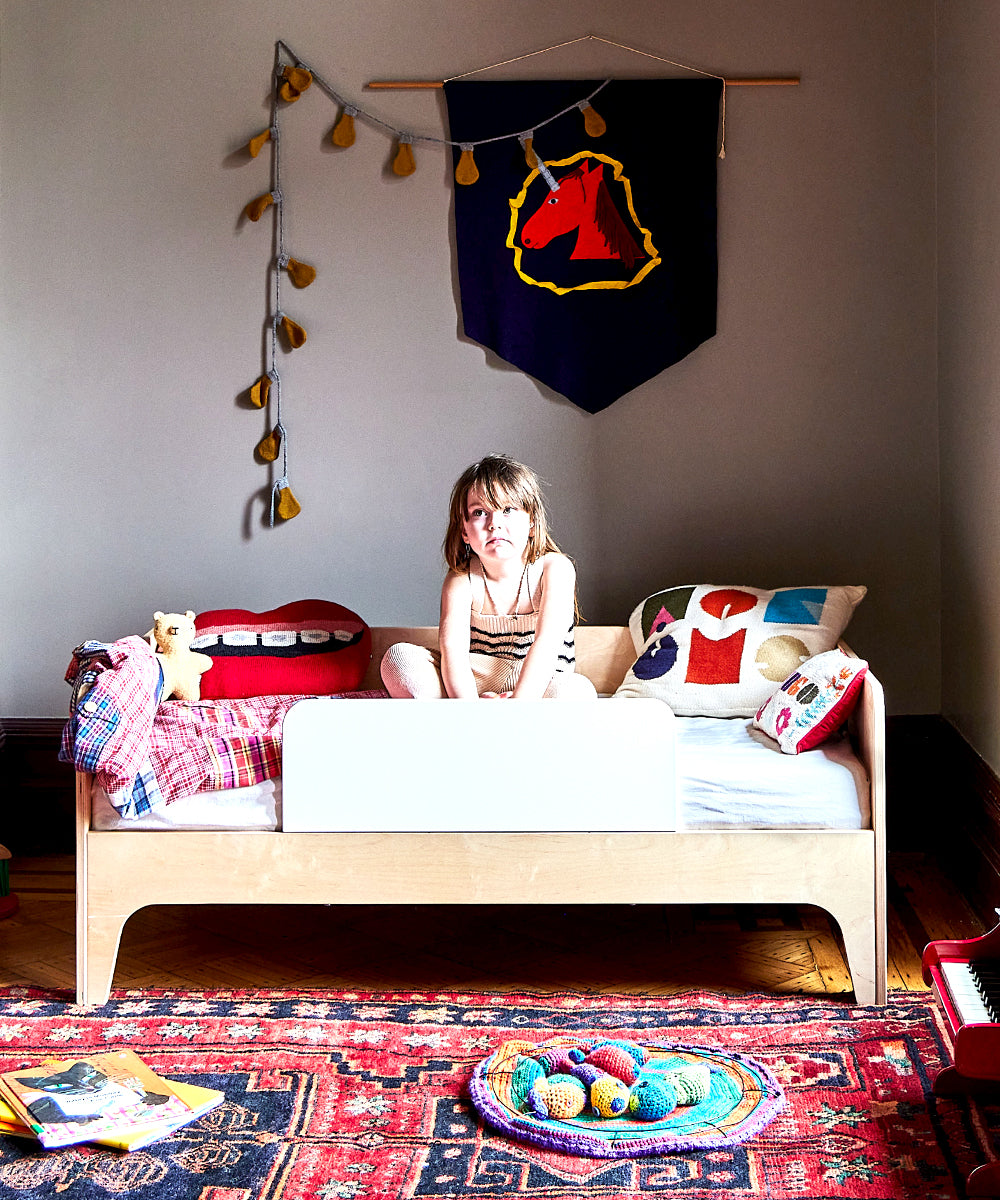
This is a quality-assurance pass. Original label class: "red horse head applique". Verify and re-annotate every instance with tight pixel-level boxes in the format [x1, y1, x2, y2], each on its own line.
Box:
[520, 158, 646, 269]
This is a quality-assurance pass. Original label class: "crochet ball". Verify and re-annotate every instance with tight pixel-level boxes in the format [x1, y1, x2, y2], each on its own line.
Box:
[666, 1063, 711, 1106]
[591, 1039, 650, 1067]
[585, 1044, 640, 1085]
[569, 1063, 603, 1089]
[590, 1075, 630, 1118]
[629, 1077, 677, 1120]
[510, 1055, 546, 1109]
[527, 1074, 587, 1120]
[534, 1048, 578, 1076]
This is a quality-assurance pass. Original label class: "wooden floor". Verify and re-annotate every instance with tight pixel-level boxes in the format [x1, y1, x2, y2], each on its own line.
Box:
[0, 851, 986, 998]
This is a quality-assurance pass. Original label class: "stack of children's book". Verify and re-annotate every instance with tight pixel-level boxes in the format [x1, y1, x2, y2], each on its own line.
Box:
[0, 1049, 223, 1151]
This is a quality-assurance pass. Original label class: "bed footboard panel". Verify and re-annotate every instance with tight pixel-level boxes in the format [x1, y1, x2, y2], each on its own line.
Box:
[79, 827, 879, 1005]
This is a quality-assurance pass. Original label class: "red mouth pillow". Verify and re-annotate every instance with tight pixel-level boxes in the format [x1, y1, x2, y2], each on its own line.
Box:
[192, 600, 371, 699]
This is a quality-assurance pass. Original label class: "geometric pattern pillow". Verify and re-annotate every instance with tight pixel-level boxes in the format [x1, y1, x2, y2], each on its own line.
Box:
[614, 584, 866, 717]
[752, 648, 868, 753]
[193, 600, 371, 700]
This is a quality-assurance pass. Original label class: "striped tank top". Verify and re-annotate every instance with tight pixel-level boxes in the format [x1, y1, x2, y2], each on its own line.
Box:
[468, 557, 576, 681]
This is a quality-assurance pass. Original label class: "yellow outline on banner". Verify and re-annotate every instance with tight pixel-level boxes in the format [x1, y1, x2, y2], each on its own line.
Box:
[507, 152, 660, 294]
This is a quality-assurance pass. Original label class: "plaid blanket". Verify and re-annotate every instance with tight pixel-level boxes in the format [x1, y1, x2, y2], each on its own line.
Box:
[61, 637, 386, 819]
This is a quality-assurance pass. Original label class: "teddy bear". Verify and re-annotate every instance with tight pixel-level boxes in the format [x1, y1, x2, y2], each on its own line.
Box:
[147, 610, 212, 702]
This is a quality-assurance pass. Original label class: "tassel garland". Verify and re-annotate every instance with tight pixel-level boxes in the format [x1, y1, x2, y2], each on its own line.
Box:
[455, 145, 479, 185]
[331, 107, 357, 147]
[256, 424, 282, 462]
[579, 101, 607, 137]
[244, 191, 278, 221]
[249, 374, 271, 408]
[272, 479, 302, 522]
[279, 65, 312, 102]
[277, 313, 307, 349]
[247, 127, 273, 158]
[280, 255, 316, 288]
[393, 137, 416, 176]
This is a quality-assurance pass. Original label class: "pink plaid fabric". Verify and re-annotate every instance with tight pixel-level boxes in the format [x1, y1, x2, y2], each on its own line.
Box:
[148, 690, 388, 805]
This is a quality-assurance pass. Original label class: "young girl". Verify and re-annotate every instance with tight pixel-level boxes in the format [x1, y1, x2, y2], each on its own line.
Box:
[381, 455, 597, 700]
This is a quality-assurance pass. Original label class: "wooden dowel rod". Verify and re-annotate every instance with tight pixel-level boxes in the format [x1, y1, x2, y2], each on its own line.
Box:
[367, 76, 800, 89]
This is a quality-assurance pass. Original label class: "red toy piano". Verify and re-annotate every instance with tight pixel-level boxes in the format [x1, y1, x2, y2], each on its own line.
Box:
[923, 910, 1000, 1196]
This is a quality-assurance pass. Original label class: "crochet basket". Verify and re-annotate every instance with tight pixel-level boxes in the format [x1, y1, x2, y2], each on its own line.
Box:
[467, 1035, 785, 1159]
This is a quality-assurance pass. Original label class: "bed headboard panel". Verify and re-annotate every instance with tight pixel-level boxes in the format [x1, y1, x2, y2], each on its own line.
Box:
[361, 626, 635, 695]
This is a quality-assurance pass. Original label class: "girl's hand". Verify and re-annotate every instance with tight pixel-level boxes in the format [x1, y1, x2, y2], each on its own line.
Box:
[481, 691, 514, 699]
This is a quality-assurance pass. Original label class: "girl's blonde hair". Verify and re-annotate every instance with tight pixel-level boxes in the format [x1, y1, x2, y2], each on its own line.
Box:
[443, 454, 560, 573]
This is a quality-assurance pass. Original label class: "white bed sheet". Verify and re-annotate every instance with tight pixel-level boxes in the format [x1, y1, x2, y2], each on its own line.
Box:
[92, 718, 868, 832]
[675, 717, 869, 829]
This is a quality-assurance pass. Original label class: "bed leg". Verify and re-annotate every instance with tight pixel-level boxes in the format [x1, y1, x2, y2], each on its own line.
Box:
[837, 911, 886, 1006]
[76, 914, 128, 1007]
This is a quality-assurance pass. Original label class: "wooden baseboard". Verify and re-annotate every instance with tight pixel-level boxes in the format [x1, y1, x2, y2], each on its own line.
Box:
[2, 714, 998, 909]
[1, 718, 75, 855]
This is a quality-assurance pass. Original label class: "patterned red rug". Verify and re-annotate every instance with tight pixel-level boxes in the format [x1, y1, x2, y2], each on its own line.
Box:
[0, 986, 993, 1199]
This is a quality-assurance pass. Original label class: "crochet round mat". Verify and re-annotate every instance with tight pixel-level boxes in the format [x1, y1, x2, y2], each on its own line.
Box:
[468, 1035, 785, 1158]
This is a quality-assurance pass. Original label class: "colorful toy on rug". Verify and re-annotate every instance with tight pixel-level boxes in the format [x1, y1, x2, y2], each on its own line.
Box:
[146, 611, 213, 703]
[469, 1035, 785, 1158]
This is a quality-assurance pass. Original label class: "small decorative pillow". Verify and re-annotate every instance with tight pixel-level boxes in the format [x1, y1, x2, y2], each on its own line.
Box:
[615, 584, 866, 717]
[193, 600, 371, 700]
[752, 649, 868, 753]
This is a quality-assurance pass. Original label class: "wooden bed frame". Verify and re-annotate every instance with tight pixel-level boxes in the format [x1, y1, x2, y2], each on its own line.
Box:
[75, 626, 887, 1007]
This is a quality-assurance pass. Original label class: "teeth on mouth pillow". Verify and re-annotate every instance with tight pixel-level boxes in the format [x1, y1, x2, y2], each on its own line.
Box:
[192, 600, 371, 699]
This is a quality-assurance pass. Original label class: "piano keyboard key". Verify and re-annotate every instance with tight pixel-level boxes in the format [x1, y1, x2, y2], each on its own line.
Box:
[941, 959, 1000, 1026]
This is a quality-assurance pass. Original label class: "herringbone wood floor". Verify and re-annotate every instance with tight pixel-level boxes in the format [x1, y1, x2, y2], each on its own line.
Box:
[0, 851, 985, 997]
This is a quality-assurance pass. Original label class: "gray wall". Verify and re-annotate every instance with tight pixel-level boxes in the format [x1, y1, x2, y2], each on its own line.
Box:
[938, 3, 1000, 771]
[1, 0, 939, 716]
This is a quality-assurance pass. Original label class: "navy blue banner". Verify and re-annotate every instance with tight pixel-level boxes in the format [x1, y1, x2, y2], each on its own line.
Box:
[444, 79, 720, 413]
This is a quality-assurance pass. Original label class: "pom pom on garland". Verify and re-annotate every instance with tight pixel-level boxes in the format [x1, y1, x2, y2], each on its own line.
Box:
[278, 313, 307, 349]
[331, 108, 357, 147]
[579, 101, 606, 137]
[274, 482, 301, 521]
[455, 146, 479, 185]
[248, 374, 270, 408]
[244, 192, 277, 222]
[393, 138, 416, 177]
[284, 257, 316, 288]
[247, 128, 273, 158]
[255, 425, 282, 462]
[279, 64, 312, 102]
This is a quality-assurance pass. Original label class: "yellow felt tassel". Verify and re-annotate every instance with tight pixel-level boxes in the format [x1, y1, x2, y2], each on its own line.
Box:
[581, 102, 607, 137]
[521, 136, 538, 169]
[393, 139, 416, 177]
[331, 111, 356, 147]
[455, 147, 479, 185]
[279, 314, 307, 349]
[285, 257, 316, 288]
[244, 192, 275, 222]
[256, 426, 282, 462]
[247, 128, 272, 158]
[279, 65, 312, 102]
[276, 484, 302, 520]
[249, 374, 270, 408]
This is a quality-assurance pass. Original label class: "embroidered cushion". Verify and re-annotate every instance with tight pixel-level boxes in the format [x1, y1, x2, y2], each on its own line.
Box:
[752, 649, 868, 753]
[193, 600, 371, 700]
[614, 584, 866, 717]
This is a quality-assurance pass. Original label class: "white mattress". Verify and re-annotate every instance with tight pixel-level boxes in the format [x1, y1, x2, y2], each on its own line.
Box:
[92, 718, 868, 832]
[675, 717, 869, 830]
